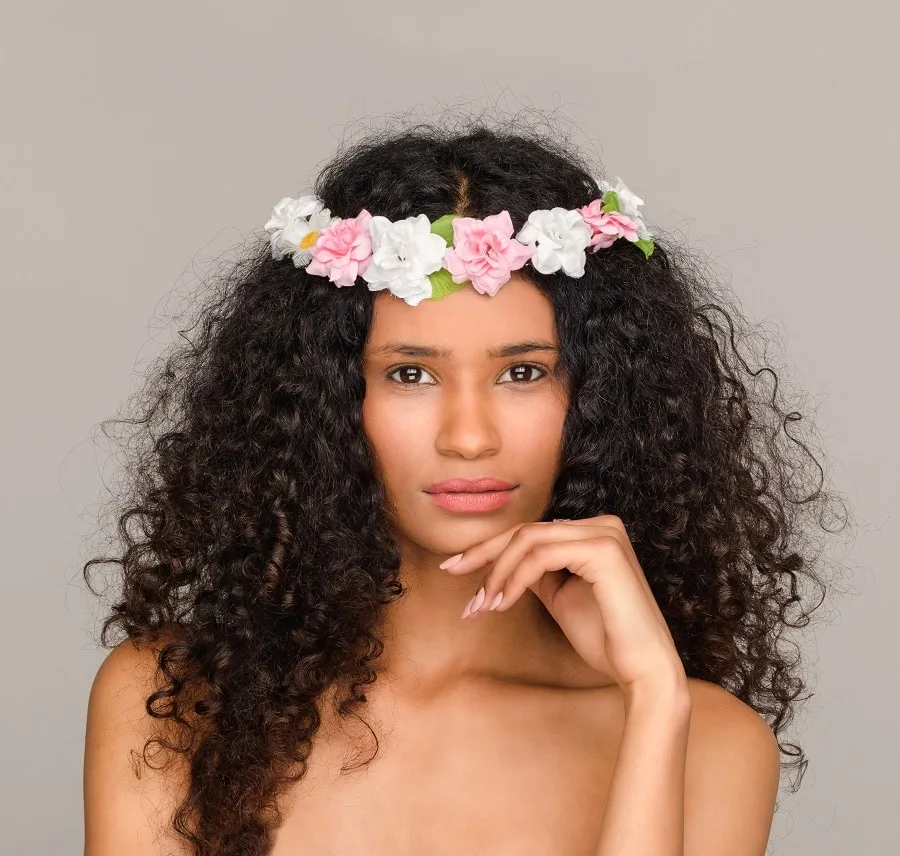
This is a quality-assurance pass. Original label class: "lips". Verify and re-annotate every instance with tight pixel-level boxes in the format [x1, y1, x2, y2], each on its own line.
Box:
[424, 477, 517, 493]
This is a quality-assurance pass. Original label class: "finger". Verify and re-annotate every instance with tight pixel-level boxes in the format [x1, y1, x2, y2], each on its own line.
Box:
[484, 538, 625, 614]
[572, 515, 657, 605]
[445, 516, 621, 577]
[439, 521, 531, 575]
[448, 515, 657, 617]
[474, 521, 609, 610]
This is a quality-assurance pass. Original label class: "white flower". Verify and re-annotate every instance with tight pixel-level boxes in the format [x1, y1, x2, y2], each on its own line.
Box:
[515, 208, 592, 277]
[264, 195, 335, 266]
[597, 176, 652, 241]
[361, 214, 448, 306]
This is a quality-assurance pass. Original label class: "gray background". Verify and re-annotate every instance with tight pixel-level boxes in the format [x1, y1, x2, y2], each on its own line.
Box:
[2, 1, 896, 853]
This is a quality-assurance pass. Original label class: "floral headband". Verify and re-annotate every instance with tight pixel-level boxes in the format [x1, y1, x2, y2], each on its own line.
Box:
[264, 176, 654, 307]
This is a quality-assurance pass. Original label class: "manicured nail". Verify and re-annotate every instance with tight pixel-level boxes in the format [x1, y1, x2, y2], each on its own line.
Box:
[440, 553, 464, 569]
[488, 591, 504, 610]
[461, 595, 476, 618]
[471, 586, 486, 612]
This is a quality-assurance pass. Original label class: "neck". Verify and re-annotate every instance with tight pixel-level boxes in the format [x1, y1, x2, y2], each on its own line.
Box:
[371, 543, 576, 696]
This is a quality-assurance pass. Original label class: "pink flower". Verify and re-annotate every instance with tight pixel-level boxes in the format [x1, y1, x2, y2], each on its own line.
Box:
[442, 210, 534, 296]
[306, 209, 374, 287]
[577, 200, 641, 250]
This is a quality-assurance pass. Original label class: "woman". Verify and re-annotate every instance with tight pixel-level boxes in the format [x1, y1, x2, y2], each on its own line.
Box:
[82, 121, 846, 855]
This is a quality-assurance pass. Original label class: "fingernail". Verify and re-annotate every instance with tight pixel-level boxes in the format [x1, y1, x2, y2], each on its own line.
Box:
[440, 553, 464, 570]
[461, 595, 476, 619]
[488, 591, 504, 610]
[471, 586, 486, 613]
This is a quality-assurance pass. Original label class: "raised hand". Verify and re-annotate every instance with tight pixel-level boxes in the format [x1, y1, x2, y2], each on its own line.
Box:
[439, 515, 687, 695]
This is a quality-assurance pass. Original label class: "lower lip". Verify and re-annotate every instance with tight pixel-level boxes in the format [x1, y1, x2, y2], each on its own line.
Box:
[426, 488, 515, 512]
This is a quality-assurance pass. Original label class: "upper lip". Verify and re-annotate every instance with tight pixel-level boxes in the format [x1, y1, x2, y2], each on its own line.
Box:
[424, 477, 517, 493]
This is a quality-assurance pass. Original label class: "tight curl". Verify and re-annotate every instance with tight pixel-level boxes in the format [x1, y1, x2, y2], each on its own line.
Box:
[84, 117, 851, 856]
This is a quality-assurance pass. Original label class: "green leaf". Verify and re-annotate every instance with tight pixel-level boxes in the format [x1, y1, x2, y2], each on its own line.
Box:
[428, 267, 467, 301]
[430, 214, 460, 246]
[601, 190, 621, 214]
[634, 238, 654, 259]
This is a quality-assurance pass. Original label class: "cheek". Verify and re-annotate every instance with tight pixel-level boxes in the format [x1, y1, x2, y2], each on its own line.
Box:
[518, 403, 566, 467]
[361, 393, 427, 485]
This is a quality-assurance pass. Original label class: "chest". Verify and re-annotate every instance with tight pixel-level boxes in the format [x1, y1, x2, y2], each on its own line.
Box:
[270, 683, 624, 856]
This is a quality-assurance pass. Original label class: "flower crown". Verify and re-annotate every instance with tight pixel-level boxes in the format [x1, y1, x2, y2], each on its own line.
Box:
[264, 176, 654, 307]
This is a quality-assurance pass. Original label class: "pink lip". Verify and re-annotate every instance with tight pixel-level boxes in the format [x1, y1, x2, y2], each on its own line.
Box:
[424, 477, 517, 493]
[427, 488, 515, 513]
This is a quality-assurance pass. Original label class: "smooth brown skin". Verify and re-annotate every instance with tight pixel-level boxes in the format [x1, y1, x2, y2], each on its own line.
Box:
[84, 274, 781, 855]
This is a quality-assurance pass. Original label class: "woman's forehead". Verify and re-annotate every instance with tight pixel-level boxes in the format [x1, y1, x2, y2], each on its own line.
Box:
[364, 274, 557, 352]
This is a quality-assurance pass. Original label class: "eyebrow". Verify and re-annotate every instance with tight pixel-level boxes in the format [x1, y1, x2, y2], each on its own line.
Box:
[367, 340, 561, 360]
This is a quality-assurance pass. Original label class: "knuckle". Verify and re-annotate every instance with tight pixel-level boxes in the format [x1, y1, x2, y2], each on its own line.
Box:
[531, 540, 555, 557]
[510, 522, 540, 544]
[592, 534, 622, 556]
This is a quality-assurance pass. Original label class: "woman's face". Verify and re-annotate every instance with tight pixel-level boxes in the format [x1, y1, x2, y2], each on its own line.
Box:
[361, 274, 570, 556]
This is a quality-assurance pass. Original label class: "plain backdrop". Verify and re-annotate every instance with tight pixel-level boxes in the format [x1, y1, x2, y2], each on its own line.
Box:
[2, 1, 896, 854]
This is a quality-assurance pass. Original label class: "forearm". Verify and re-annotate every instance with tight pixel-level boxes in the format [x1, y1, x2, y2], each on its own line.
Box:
[593, 683, 692, 856]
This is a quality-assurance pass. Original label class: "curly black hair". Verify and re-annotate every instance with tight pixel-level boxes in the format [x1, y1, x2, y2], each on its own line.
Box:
[84, 113, 852, 856]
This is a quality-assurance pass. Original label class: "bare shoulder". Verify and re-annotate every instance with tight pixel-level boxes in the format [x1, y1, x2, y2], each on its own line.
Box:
[683, 678, 782, 854]
[84, 630, 193, 856]
[685, 676, 780, 754]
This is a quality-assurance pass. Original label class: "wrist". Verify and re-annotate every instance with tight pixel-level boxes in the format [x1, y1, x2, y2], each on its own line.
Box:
[622, 673, 692, 714]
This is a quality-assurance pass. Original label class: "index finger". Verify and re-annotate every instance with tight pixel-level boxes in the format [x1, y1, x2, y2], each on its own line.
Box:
[438, 521, 531, 574]
[439, 518, 586, 574]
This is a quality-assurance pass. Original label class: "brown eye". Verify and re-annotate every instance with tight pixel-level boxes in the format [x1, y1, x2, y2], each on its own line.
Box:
[384, 363, 548, 386]
[500, 364, 547, 384]
[386, 365, 436, 385]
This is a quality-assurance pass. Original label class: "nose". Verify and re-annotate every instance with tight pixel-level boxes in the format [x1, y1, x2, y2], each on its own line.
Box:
[434, 386, 501, 458]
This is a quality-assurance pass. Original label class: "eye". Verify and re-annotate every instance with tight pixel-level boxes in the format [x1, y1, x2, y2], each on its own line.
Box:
[385, 365, 437, 386]
[500, 363, 548, 384]
[384, 363, 548, 386]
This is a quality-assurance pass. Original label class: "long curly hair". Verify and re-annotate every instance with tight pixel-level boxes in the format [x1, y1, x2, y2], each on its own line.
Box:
[84, 115, 851, 856]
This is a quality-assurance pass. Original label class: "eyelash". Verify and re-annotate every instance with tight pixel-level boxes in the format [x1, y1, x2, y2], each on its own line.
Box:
[384, 362, 549, 387]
